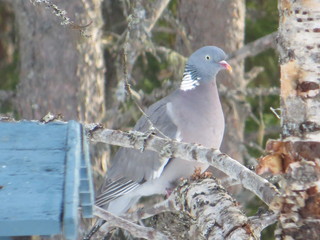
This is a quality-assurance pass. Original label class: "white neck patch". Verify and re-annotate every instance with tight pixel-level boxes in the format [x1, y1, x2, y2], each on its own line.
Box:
[180, 72, 200, 91]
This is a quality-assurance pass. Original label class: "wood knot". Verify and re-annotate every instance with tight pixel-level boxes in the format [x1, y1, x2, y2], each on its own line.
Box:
[297, 81, 320, 97]
[299, 121, 320, 133]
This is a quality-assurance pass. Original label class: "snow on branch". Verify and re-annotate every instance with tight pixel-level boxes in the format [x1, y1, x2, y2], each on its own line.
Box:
[85, 124, 280, 208]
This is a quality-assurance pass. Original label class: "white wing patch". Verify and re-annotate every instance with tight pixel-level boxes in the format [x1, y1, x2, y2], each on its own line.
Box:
[153, 156, 170, 179]
[180, 72, 200, 91]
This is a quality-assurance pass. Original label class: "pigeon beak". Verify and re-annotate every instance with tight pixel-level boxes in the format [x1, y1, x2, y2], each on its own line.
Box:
[219, 60, 232, 73]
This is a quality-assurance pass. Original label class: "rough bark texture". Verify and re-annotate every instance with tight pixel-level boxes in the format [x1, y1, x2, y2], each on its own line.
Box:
[94, 206, 171, 240]
[176, 0, 246, 162]
[275, 0, 320, 238]
[13, 0, 104, 122]
[94, 178, 255, 240]
[144, 178, 254, 240]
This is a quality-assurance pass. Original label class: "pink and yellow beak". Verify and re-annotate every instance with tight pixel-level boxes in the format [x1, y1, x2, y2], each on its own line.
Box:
[219, 60, 232, 73]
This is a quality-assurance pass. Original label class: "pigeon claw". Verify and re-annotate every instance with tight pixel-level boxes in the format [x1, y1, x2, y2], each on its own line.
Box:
[191, 167, 213, 180]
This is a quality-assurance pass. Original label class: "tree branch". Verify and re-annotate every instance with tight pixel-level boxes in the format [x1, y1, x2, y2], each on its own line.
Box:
[123, 196, 175, 222]
[163, 178, 255, 239]
[85, 125, 280, 208]
[146, 0, 171, 32]
[229, 32, 277, 63]
[30, 0, 92, 36]
[123, 0, 171, 73]
[249, 211, 278, 238]
[154, 31, 278, 66]
[97, 178, 257, 239]
[244, 66, 265, 83]
[220, 87, 280, 99]
[94, 206, 172, 240]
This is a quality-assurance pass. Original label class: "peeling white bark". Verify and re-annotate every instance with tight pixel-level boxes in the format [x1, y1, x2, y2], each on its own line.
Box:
[172, 179, 254, 239]
[275, 0, 320, 238]
[278, 0, 320, 139]
[96, 178, 256, 240]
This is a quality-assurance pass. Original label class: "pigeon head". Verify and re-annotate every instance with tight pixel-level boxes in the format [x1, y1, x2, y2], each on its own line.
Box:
[180, 46, 232, 91]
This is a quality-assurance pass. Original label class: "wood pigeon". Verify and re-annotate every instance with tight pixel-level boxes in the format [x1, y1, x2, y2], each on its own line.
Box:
[85, 46, 232, 239]
[96, 46, 232, 214]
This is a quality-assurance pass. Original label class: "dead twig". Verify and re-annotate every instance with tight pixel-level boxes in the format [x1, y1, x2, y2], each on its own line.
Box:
[31, 0, 92, 37]
[94, 206, 171, 240]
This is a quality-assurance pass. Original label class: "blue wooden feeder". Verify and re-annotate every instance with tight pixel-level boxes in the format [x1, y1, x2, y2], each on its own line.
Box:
[0, 120, 94, 239]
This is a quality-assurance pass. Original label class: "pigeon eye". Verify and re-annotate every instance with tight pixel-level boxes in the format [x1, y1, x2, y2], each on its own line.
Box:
[205, 55, 210, 60]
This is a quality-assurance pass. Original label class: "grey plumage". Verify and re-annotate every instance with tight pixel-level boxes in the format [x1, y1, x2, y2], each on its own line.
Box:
[96, 46, 231, 215]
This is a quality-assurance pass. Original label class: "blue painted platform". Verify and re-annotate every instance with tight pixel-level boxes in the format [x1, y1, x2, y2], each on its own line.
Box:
[0, 120, 94, 239]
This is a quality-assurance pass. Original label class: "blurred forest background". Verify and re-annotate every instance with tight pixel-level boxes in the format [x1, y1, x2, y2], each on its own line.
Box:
[0, 0, 280, 239]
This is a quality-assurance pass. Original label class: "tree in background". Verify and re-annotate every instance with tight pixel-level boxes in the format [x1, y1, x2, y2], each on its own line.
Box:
[12, 0, 105, 122]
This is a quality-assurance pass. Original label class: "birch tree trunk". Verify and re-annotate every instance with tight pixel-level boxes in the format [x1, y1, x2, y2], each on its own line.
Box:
[13, 0, 105, 122]
[274, 0, 320, 238]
